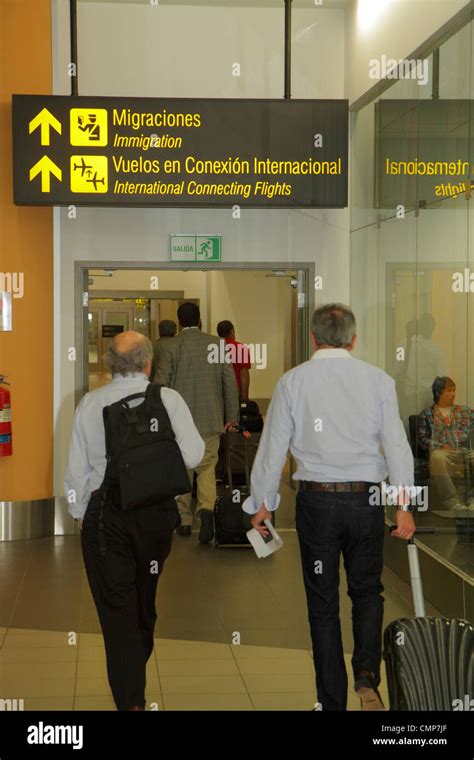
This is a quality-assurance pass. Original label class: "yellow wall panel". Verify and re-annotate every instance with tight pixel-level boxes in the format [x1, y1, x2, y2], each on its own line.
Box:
[0, 0, 53, 499]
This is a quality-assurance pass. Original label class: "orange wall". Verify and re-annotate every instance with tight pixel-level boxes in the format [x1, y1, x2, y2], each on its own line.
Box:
[0, 0, 53, 499]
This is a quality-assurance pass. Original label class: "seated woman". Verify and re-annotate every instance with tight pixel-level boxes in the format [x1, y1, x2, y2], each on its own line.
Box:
[417, 377, 474, 510]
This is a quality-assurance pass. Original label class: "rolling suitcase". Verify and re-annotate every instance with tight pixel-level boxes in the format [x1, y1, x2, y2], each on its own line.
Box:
[383, 528, 474, 710]
[215, 402, 263, 484]
[214, 429, 254, 547]
[221, 430, 261, 488]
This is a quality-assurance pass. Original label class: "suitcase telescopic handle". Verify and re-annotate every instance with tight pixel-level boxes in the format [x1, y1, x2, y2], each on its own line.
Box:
[225, 428, 251, 493]
[389, 526, 427, 616]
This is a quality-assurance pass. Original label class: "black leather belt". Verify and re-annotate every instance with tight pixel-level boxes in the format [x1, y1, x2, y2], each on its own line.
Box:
[299, 481, 378, 492]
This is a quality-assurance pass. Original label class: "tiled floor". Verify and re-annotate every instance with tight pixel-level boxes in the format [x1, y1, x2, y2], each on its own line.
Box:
[0, 630, 388, 711]
[0, 529, 440, 711]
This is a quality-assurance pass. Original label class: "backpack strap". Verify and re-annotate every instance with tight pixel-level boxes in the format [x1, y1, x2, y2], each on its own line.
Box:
[99, 404, 117, 555]
[146, 382, 164, 404]
[145, 383, 175, 437]
[119, 392, 146, 424]
[119, 392, 147, 408]
[102, 405, 114, 459]
[101, 393, 144, 467]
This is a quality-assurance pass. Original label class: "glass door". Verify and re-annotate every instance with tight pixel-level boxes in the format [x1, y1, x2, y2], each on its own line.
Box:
[88, 308, 101, 373]
[88, 300, 135, 388]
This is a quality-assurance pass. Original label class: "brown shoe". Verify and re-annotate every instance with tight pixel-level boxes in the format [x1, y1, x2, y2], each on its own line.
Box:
[355, 671, 385, 711]
[176, 525, 192, 536]
[128, 705, 145, 711]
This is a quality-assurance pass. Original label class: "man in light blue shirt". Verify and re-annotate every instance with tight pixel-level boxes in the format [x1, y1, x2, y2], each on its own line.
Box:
[243, 303, 416, 712]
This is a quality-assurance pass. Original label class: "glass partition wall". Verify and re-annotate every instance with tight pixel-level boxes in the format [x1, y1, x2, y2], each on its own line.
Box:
[350, 17, 474, 584]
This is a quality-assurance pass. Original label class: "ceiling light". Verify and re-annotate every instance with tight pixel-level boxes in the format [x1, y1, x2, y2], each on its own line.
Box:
[357, 0, 390, 31]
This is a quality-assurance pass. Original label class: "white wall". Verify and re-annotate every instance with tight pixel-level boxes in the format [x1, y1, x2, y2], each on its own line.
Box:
[53, 1, 349, 498]
[345, 0, 471, 105]
[208, 270, 289, 399]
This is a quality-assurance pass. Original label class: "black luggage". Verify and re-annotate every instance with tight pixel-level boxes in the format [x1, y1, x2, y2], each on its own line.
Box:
[214, 429, 256, 547]
[220, 430, 260, 488]
[214, 494, 254, 547]
[215, 401, 263, 484]
[383, 529, 474, 710]
[240, 399, 264, 433]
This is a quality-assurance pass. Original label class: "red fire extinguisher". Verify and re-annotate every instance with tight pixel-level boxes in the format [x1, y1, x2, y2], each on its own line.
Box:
[0, 376, 12, 456]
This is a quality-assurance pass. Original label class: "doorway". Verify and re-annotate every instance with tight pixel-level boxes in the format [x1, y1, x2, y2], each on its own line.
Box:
[75, 262, 314, 404]
[87, 296, 197, 389]
[75, 261, 314, 527]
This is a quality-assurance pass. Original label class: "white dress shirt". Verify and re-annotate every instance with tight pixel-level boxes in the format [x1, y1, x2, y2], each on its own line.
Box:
[64, 373, 205, 519]
[242, 349, 414, 515]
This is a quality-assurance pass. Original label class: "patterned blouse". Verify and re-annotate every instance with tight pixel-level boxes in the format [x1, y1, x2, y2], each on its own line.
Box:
[417, 405, 474, 451]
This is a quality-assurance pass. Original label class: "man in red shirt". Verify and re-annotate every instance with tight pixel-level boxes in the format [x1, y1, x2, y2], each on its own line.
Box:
[217, 321, 251, 401]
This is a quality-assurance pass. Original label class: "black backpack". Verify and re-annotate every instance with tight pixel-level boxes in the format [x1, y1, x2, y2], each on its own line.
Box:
[99, 383, 191, 511]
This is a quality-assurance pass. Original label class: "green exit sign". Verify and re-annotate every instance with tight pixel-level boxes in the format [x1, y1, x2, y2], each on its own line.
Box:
[170, 234, 221, 262]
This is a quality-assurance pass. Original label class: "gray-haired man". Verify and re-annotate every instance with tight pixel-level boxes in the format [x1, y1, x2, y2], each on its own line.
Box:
[64, 331, 204, 711]
[243, 304, 416, 711]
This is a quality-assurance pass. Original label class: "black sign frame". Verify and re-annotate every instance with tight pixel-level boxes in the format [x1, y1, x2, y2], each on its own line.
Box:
[12, 95, 348, 209]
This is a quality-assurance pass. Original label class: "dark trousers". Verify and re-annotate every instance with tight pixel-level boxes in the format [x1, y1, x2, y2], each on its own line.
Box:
[81, 493, 178, 711]
[295, 489, 385, 711]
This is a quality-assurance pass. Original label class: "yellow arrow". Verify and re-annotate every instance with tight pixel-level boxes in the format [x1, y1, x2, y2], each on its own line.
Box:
[29, 156, 62, 192]
[29, 108, 62, 146]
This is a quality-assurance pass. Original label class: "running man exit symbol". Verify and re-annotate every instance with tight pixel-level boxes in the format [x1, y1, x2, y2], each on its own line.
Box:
[196, 236, 221, 261]
[70, 156, 108, 193]
[70, 108, 108, 146]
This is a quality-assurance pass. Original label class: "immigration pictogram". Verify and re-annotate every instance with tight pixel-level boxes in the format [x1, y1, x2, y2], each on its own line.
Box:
[70, 108, 108, 146]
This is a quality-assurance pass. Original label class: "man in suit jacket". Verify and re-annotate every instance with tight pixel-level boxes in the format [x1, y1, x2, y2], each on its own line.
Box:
[155, 302, 240, 543]
[150, 319, 177, 381]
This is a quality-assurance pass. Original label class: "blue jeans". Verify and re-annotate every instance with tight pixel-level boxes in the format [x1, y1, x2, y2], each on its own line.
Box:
[295, 489, 385, 711]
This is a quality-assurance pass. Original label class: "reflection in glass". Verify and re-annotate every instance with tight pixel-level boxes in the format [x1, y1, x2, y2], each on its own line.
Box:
[350, 18, 474, 581]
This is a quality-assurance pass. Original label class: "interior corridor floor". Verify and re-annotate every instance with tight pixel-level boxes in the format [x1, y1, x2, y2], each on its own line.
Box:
[0, 529, 441, 711]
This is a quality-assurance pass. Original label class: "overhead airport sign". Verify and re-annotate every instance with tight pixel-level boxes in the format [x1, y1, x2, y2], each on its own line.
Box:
[12, 95, 348, 208]
[375, 99, 474, 209]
